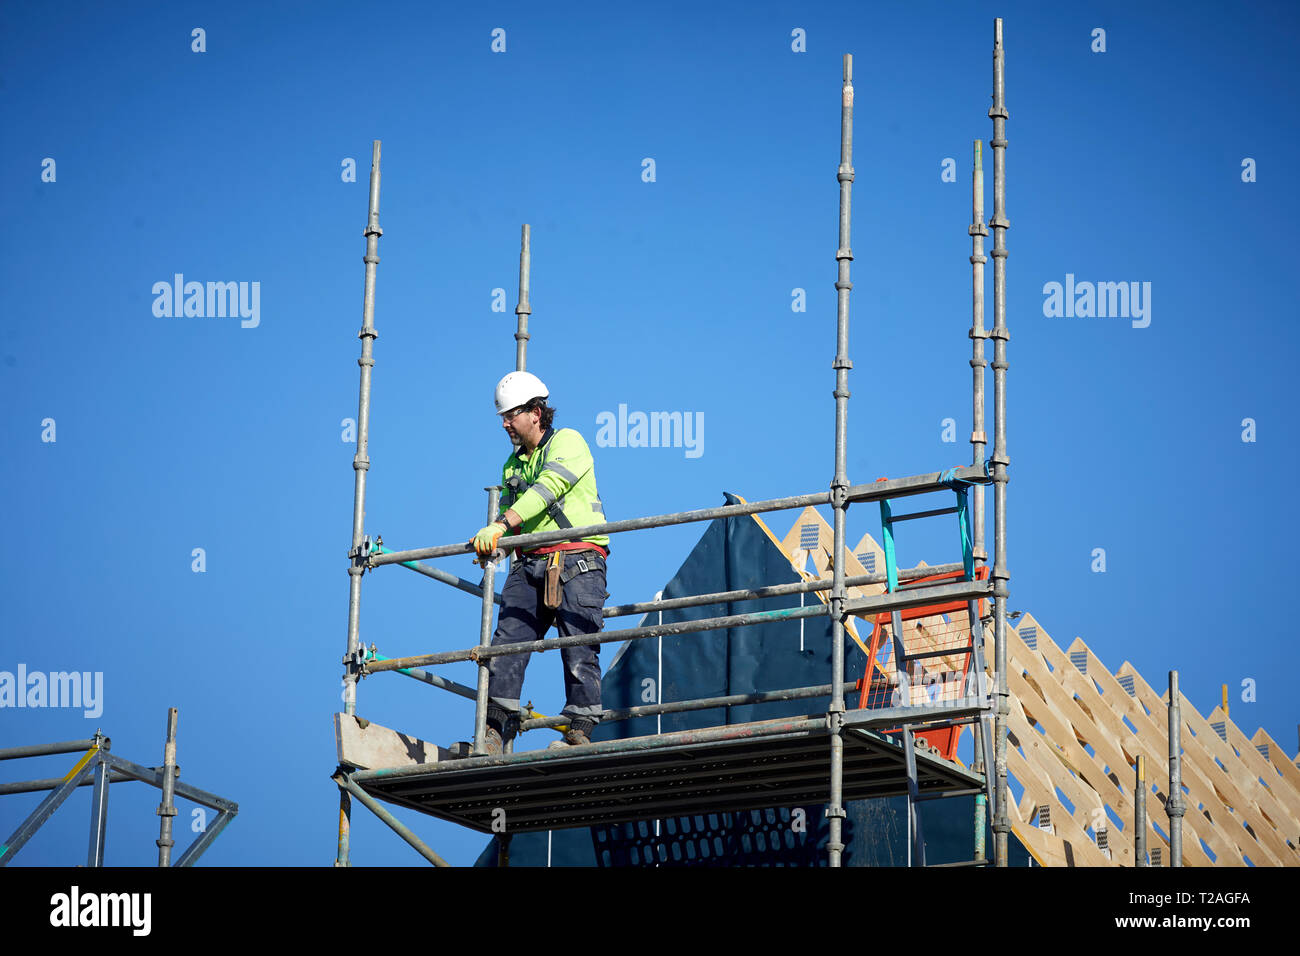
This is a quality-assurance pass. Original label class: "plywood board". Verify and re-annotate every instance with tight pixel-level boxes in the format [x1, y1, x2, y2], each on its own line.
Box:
[335, 712, 453, 771]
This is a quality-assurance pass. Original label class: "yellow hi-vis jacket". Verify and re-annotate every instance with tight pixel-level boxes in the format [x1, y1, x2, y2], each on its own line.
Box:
[498, 426, 609, 550]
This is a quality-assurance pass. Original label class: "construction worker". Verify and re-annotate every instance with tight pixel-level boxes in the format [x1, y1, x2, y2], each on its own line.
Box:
[471, 371, 610, 755]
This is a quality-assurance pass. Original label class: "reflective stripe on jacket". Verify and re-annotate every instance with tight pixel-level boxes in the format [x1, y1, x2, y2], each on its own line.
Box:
[498, 427, 609, 548]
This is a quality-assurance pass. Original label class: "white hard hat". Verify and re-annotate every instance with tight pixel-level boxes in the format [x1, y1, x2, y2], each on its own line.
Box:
[494, 371, 549, 414]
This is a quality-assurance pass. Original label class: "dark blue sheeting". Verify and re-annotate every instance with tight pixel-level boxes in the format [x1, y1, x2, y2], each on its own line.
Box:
[475, 495, 1028, 866]
[599, 492, 866, 737]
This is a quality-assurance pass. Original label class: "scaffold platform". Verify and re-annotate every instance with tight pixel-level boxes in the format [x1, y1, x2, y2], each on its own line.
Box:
[344, 709, 986, 834]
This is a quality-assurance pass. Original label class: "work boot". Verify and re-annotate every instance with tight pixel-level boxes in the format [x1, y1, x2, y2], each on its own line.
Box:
[547, 719, 594, 749]
[547, 728, 590, 749]
[479, 706, 518, 756]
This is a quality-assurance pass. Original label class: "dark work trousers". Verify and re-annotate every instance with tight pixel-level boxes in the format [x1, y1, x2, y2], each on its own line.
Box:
[487, 550, 607, 725]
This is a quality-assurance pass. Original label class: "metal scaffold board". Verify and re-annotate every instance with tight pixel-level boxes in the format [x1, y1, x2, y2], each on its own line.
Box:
[350, 715, 984, 834]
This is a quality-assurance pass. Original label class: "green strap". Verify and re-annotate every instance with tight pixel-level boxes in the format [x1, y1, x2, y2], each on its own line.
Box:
[955, 488, 974, 580]
[879, 498, 899, 593]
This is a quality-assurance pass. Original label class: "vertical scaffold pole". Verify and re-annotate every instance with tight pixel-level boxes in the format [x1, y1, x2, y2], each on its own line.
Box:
[1135, 754, 1148, 867]
[970, 139, 989, 565]
[826, 52, 854, 868]
[338, 139, 383, 868]
[475, 487, 502, 754]
[1167, 670, 1184, 866]
[86, 733, 109, 867]
[501, 225, 531, 757]
[156, 707, 178, 867]
[988, 19, 1013, 868]
[969, 138, 990, 863]
[516, 224, 532, 372]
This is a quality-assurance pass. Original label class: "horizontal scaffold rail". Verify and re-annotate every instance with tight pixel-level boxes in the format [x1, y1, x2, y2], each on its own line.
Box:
[376, 545, 967, 619]
[602, 561, 966, 619]
[0, 771, 135, 797]
[367, 465, 990, 568]
[0, 755, 243, 809]
[376, 543, 502, 604]
[99, 752, 239, 814]
[366, 603, 827, 672]
[363, 577, 993, 674]
[841, 580, 991, 616]
[520, 680, 863, 730]
[0, 739, 100, 761]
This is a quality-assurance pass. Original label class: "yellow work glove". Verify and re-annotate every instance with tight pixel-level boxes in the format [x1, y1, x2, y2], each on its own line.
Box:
[472, 521, 509, 560]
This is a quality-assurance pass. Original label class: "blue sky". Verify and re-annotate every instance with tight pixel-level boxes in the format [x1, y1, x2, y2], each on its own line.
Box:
[2, 0, 1297, 866]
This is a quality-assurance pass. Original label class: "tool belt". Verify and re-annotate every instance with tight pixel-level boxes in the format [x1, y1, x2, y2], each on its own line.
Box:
[543, 552, 601, 610]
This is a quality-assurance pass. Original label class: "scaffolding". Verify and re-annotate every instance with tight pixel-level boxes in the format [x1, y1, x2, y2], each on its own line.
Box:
[0, 708, 238, 867]
[332, 20, 1014, 868]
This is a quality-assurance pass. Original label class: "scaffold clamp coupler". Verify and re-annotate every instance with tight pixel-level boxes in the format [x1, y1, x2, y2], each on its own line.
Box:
[349, 535, 379, 570]
[345, 645, 369, 675]
[829, 481, 849, 510]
